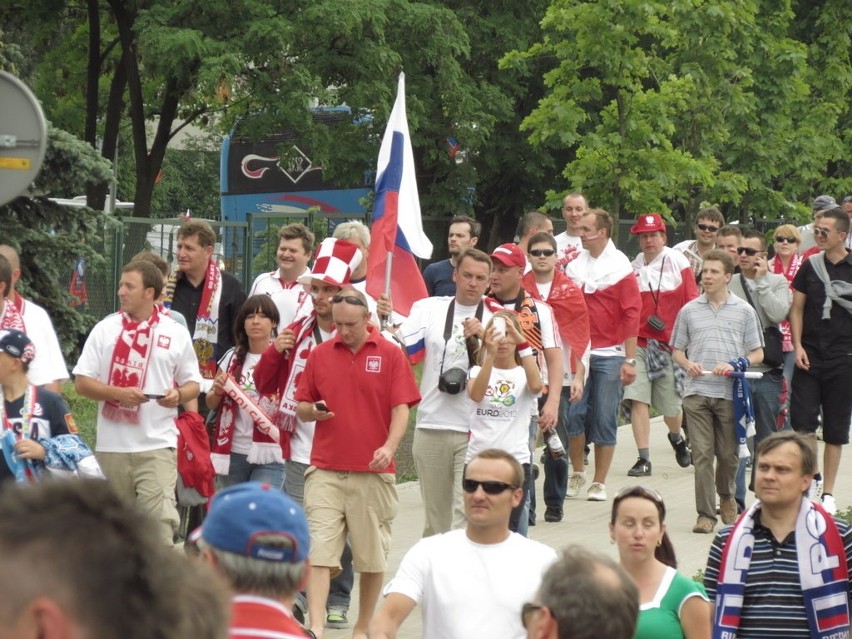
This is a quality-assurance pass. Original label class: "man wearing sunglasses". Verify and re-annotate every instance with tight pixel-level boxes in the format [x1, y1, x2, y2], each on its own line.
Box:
[522, 232, 590, 523]
[293, 287, 420, 639]
[789, 207, 852, 515]
[728, 229, 792, 507]
[673, 206, 726, 280]
[798, 194, 838, 254]
[623, 213, 698, 479]
[370, 449, 557, 639]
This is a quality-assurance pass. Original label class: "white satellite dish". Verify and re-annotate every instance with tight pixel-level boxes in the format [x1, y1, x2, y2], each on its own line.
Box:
[0, 71, 47, 207]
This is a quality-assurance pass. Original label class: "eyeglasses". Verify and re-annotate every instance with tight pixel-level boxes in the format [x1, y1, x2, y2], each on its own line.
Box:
[774, 236, 797, 244]
[813, 227, 833, 238]
[529, 249, 556, 257]
[615, 484, 663, 503]
[736, 247, 759, 256]
[331, 294, 368, 308]
[521, 603, 548, 629]
[461, 479, 517, 495]
[697, 223, 720, 233]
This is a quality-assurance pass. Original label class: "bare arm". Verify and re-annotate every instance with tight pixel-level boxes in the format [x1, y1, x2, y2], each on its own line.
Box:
[539, 347, 562, 429]
[368, 593, 417, 639]
[680, 596, 712, 639]
[789, 290, 809, 370]
[673, 349, 702, 377]
[370, 404, 410, 470]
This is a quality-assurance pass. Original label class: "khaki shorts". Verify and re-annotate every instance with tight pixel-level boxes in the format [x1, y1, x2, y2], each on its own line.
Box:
[304, 467, 398, 574]
[622, 346, 682, 417]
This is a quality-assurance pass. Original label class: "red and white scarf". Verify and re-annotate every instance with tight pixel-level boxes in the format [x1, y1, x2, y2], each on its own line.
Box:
[210, 350, 282, 475]
[102, 307, 159, 425]
[0, 299, 26, 333]
[276, 312, 321, 439]
[714, 498, 850, 639]
[164, 259, 222, 379]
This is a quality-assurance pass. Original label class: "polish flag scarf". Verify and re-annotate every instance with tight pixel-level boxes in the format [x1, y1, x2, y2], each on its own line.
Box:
[0, 299, 25, 333]
[714, 499, 850, 639]
[275, 310, 322, 445]
[210, 350, 282, 475]
[164, 259, 222, 379]
[102, 307, 159, 425]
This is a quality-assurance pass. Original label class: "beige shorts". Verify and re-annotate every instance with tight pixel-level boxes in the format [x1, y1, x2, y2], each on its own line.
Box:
[622, 346, 682, 417]
[303, 467, 398, 573]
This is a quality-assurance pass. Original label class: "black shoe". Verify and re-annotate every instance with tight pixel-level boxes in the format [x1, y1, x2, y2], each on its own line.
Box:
[532, 464, 540, 481]
[627, 458, 652, 477]
[669, 435, 692, 468]
[544, 507, 563, 522]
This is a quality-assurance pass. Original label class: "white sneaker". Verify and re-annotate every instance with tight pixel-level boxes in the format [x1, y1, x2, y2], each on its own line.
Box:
[567, 473, 586, 498]
[808, 477, 823, 501]
[822, 494, 837, 516]
[587, 482, 607, 502]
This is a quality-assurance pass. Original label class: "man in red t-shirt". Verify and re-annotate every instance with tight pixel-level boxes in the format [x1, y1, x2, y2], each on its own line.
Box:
[295, 288, 420, 639]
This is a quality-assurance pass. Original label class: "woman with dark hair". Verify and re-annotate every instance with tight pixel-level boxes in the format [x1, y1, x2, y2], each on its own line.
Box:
[610, 485, 710, 639]
[207, 295, 284, 488]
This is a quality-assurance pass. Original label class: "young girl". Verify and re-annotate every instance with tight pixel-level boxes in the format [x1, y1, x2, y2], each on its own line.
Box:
[207, 295, 284, 488]
[467, 311, 543, 533]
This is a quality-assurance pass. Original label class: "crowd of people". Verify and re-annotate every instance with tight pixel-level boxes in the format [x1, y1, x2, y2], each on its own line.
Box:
[0, 190, 850, 638]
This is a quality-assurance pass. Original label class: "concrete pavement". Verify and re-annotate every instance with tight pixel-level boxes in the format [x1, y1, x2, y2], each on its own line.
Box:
[323, 419, 849, 638]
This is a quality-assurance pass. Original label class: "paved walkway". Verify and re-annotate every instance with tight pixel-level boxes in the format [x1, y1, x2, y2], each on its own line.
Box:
[324, 420, 848, 638]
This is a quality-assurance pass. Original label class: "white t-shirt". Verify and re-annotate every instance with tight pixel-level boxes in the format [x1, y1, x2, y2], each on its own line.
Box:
[218, 350, 262, 455]
[467, 365, 536, 465]
[73, 313, 202, 453]
[554, 232, 582, 272]
[398, 296, 492, 433]
[249, 268, 310, 328]
[383, 529, 557, 639]
[18, 299, 69, 386]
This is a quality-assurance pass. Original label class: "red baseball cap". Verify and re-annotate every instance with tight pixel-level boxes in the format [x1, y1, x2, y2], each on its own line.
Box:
[490, 243, 526, 268]
[630, 213, 666, 235]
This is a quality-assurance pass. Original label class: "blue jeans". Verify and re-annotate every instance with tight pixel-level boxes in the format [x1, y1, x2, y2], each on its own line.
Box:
[735, 370, 787, 506]
[543, 387, 571, 509]
[217, 453, 285, 490]
[511, 463, 532, 536]
[567, 355, 624, 446]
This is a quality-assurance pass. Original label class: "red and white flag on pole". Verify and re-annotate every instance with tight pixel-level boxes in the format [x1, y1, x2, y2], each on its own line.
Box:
[366, 72, 433, 316]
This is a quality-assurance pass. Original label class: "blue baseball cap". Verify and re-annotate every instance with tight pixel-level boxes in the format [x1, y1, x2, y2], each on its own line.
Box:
[195, 483, 309, 563]
[0, 329, 35, 363]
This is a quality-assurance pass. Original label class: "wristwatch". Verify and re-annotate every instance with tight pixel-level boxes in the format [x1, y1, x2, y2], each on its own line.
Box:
[624, 358, 637, 366]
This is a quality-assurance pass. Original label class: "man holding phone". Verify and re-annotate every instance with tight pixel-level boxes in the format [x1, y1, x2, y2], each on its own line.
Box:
[295, 288, 420, 639]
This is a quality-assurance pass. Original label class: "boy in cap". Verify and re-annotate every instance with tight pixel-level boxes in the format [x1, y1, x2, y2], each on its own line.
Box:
[194, 482, 313, 638]
[0, 329, 87, 485]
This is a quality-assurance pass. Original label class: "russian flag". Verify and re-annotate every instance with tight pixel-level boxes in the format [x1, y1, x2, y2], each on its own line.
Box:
[366, 72, 433, 316]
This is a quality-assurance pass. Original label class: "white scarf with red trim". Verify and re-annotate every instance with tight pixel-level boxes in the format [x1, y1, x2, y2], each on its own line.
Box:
[210, 349, 282, 475]
[102, 307, 159, 425]
[0, 299, 25, 333]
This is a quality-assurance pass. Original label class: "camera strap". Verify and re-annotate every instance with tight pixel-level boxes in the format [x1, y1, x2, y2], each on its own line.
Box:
[648, 256, 667, 312]
[439, 299, 484, 377]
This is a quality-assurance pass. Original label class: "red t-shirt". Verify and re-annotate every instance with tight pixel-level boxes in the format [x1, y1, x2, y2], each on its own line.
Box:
[295, 326, 420, 473]
[230, 595, 310, 639]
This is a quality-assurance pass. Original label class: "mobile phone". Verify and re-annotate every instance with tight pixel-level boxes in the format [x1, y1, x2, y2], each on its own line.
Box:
[492, 317, 506, 338]
[315, 401, 330, 413]
[144, 393, 165, 400]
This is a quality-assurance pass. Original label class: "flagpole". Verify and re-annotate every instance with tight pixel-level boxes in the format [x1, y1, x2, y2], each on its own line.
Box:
[381, 251, 393, 329]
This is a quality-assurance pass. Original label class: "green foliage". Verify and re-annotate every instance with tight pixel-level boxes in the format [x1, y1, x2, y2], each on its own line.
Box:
[149, 143, 220, 218]
[62, 382, 97, 449]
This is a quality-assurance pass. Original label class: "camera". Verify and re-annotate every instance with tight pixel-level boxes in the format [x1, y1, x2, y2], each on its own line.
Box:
[647, 314, 666, 331]
[438, 367, 468, 395]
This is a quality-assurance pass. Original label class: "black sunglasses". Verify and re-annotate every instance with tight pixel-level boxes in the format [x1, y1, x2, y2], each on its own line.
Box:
[529, 249, 556, 257]
[813, 227, 834, 238]
[697, 223, 720, 233]
[331, 294, 367, 308]
[774, 236, 797, 244]
[736, 247, 759, 256]
[462, 479, 517, 495]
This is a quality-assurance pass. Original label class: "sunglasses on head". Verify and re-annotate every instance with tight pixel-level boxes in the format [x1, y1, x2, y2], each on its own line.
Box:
[529, 249, 556, 257]
[774, 236, 797, 244]
[462, 478, 517, 495]
[697, 223, 720, 233]
[736, 247, 759, 256]
[331, 294, 367, 308]
[615, 484, 663, 503]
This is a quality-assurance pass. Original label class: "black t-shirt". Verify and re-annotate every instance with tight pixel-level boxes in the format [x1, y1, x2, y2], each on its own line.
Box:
[0, 388, 73, 483]
[792, 252, 852, 364]
[170, 270, 247, 362]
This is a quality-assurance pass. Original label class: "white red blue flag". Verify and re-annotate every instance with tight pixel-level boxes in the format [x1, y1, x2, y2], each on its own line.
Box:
[366, 72, 433, 316]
